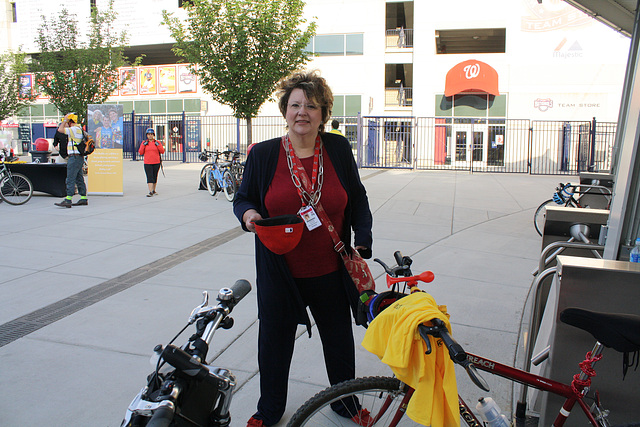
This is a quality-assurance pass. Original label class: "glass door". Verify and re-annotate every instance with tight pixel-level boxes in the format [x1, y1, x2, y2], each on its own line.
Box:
[451, 120, 488, 167]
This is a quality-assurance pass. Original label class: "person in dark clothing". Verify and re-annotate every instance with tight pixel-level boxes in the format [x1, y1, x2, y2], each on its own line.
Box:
[53, 122, 68, 160]
[233, 70, 373, 427]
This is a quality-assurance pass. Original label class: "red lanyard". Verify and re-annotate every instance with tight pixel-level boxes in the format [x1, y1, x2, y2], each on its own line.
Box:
[284, 135, 322, 206]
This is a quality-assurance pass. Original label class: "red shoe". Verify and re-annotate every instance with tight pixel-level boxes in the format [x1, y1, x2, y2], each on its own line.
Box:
[351, 408, 375, 426]
[247, 416, 264, 427]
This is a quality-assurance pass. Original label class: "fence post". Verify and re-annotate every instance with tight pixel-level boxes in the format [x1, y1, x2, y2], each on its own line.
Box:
[589, 117, 597, 172]
[132, 110, 137, 161]
[237, 118, 241, 151]
[182, 111, 186, 163]
[356, 112, 362, 168]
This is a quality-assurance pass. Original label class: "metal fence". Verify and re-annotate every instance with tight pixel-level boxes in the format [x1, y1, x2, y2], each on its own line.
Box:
[119, 113, 616, 175]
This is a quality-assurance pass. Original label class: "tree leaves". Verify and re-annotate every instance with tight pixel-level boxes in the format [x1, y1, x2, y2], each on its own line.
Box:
[0, 51, 37, 121]
[31, 0, 141, 124]
[162, 0, 316, 143]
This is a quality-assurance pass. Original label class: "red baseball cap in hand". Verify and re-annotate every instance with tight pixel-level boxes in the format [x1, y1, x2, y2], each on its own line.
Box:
[254, 215, 304, 255]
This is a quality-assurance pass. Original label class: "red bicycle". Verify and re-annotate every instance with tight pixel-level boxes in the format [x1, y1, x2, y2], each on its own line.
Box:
[287, 252, 640, 426]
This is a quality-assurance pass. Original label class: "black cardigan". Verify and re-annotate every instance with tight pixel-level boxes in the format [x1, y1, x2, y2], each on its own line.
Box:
[233, 133, 373, 332]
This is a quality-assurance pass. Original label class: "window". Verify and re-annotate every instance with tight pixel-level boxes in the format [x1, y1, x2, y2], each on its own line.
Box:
[134, 100, 150, 114]
[332, 95, 362, 117]
[150, 100, 166, 114]
[435, 28, 506, 54]
[11, 2, 17, 22]
[167, 99, 183, 113]
[436, 94, 507, 118]
[184, 98, 200, 112]
[306, 34, 364, 56]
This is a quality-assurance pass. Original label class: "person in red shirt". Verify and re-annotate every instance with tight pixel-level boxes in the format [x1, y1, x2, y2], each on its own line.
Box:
[138, 128, 165, 197]
[234, 71, 373, 427]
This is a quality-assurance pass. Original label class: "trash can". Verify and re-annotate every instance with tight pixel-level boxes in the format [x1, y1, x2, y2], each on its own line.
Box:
[30, 151, 51, 163]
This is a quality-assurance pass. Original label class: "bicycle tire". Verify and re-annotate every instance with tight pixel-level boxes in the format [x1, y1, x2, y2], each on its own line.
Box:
[0, 173, 33, 205]
[200, 164, 212, 190]
[287, 376, 424, 427]
[206, 168, 218, 196]
[534, 199, 554, 236]
[222, 170, 235, 202]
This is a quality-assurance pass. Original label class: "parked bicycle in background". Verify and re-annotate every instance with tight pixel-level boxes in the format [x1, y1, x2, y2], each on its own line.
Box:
[198, 149, 236, 202]
[533, 182, 612, 236]
[0, 161, 33, 205]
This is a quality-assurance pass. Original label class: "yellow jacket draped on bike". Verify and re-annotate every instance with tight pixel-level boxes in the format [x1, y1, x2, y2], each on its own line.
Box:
[362, 292, 459, 427]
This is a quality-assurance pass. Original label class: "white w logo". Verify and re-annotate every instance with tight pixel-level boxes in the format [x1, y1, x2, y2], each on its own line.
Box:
[463, 63, 480, 80]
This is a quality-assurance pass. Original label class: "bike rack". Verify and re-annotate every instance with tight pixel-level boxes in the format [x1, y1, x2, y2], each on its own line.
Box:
[516, 231, 605, 419]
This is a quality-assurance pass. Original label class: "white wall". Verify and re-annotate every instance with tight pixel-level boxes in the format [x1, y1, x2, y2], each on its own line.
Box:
[5, 0, 631, 123]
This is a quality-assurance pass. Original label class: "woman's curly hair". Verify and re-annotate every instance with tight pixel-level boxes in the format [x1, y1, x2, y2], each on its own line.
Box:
[277, 70, 334, 134]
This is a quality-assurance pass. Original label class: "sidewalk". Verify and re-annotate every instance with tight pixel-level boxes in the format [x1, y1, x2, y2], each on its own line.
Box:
[0, 159, 563, 426]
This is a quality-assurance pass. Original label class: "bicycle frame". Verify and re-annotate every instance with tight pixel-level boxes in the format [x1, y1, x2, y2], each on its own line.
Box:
[456, 345, 604, 426]
[378, 262, 606, 426]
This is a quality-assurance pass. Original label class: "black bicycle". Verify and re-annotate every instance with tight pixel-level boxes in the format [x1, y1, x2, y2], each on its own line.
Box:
[533, 182, 612, 236]
[0, 161, 33, 205]
[120, 279, 251, 427]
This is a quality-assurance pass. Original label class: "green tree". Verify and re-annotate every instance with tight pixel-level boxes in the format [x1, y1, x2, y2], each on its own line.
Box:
[31, 1, 140, 125]
[162, 0, 316, 144]
[0, 51, 37, 122]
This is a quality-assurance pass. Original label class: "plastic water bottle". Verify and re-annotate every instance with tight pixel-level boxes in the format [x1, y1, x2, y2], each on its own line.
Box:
[476, 397, 510, 427]
[631, 238, 640, 263]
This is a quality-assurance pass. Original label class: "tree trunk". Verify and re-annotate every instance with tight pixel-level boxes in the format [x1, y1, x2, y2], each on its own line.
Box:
[246, 117, 253, 147]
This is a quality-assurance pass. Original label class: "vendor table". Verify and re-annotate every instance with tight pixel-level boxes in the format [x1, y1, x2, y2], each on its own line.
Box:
[6, 162, 67, 197]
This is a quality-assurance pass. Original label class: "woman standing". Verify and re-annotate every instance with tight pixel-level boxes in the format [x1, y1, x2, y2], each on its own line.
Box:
[138, 128, 164, 197]
[233, 70, 373, 427]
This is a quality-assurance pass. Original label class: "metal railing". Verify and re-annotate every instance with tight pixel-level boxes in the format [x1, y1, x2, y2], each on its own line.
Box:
[385, 87, 413, 107]
[18, 112, 616, 175]
[385, 28, 414, 48]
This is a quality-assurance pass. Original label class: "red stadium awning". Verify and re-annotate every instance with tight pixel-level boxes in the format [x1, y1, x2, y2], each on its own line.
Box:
[445, 59, 499, 97]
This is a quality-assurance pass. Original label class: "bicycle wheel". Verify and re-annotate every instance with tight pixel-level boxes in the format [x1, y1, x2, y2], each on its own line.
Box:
[287, 376, 423, 427]
[200, 164, 212, 190]
[222, 170, 236, 202]
[206, 168, 218, 196]
[0, 173, 33, 205]
[233, 164, 244, 188]
[534, 199, 554, 236]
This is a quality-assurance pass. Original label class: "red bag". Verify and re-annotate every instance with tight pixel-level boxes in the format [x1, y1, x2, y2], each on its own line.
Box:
[340, 245, 375, 293]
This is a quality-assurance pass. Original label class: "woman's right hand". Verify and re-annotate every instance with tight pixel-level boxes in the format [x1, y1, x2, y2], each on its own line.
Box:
[243, 209, 262, 233]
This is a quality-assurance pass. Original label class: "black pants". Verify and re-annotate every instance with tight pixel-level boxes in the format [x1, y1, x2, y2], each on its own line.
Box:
[255, 270, 355, 425]
[144, 163, 161, 184]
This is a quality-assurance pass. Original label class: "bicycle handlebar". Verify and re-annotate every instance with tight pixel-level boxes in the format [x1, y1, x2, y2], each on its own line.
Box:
[418, 320, 490, 392]
[374, 250, 413, 277]
[146, 402, 175, 427]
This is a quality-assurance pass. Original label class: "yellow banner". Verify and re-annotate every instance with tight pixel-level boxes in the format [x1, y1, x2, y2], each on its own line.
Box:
[87, 149, 124, 195]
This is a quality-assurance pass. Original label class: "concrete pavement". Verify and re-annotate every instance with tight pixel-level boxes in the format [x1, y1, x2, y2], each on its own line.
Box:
[0, 158, 564, 426]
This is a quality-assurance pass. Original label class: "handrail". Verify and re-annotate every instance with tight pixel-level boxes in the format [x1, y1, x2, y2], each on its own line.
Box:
[537, 241, 604, 275]
[517, 239, 605, 419]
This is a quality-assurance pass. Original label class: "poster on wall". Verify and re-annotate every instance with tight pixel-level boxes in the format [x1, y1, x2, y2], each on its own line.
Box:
[120, 68, 137, 95]
[139, 67, 157, 94]
[178, 65, 197, 93]
[158, 66, 176, 94]
[20, 74, 33, 98]
[87, 104, 124, 150]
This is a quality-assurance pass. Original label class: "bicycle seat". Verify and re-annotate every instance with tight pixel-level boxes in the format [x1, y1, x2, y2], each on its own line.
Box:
[560, 308, 640, 353]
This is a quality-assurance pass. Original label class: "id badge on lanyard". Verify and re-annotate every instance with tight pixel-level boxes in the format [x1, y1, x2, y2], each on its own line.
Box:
[298, 205, 322, 231]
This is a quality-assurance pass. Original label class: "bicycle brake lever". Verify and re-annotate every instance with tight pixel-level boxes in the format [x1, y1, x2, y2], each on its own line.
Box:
[464, 362, 490, 392]
[188, 291, 209, 324]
